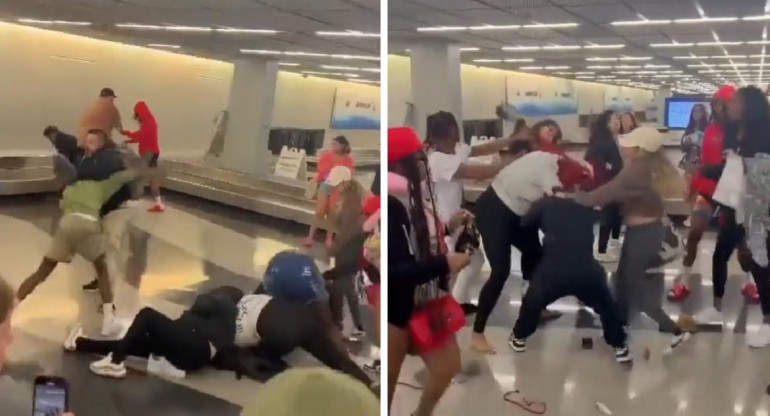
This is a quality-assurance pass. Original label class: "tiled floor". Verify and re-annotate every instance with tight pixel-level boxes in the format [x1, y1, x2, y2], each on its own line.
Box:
[391, 230, 770, 416]
[0, 192, 379, 415]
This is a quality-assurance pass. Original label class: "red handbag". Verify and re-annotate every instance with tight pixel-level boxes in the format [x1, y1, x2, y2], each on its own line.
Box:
[408, 294, 466, 354]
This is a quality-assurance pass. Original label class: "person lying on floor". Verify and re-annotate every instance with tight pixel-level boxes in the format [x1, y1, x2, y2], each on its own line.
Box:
[63, 286, 242, 379]
[508, 193, 632, 363]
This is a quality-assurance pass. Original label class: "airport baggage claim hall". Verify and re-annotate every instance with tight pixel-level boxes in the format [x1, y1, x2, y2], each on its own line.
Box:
[0, 0, 380, 414]
[388, 0, 770, 415]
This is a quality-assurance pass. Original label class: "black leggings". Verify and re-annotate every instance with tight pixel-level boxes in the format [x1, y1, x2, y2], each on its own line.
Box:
[76, 308, 211, 372]
[473, 188, 543, 334]
[597, 204, 622, 254]
[254, 298, 371, 385]
[513, 259, 626, 347]
[712, 212, 752, 299]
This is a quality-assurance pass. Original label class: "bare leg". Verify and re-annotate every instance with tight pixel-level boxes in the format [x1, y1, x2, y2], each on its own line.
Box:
[92, 255, 114, 304]
[304, 193, 329, 244]
[17, 258, 58, 301]
[388, 325, 409, 413]
[414, 335, 461, 416]
[149, 177, 161, 200]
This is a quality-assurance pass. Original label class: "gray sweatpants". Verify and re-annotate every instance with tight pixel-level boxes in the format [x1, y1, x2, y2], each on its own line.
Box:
[614, 221, 680, 334]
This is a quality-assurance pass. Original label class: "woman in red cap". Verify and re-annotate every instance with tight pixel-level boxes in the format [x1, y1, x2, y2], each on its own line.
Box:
[668, 85, 757, 309]
[387, 127, 471, 416]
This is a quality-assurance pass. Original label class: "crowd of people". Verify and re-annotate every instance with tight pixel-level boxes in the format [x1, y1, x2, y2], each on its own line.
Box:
[387, 84, 770, 416]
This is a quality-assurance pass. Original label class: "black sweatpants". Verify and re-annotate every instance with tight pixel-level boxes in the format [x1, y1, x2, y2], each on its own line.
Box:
[473, 188, 543, 334]
[77, 307, 212, 372]
[254, 298, 371, 385]
[597, 204, 622, 254]
[712, 211, 752, 299]
[512, 258, 626, 347]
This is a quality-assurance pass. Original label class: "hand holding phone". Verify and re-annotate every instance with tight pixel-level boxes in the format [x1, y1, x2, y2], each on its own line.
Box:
[33, 376, 69, 416]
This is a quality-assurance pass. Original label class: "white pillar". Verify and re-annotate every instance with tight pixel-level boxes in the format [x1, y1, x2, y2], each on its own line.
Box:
[220, 58, 278, 176]
[410, 41, 463, 141]
[655, 86, 672, 126]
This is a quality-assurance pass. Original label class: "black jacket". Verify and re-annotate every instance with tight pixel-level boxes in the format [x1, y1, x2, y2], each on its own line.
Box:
[53, 131, 82, 164]
[73, 147, 132, 217]
[388, 195, 449, 327]
[523, 196, 598, 262]
[585, 138, 623, 186]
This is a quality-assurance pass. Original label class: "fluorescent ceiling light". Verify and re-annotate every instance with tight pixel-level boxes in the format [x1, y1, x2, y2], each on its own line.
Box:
[315, 30, 379, 37]
[460, 47, 480, 51]
[215, 28, 278, 34]
[416, 26, 466, 32]
[743, 15, 770, 21]
[697, 41, 743, 46]
[673, 55, 709, 59]
[586, 57, 617, 61]
[545, 66, 570, 70]
[574, 71, 595, 75]
[18, 18, 91, 26]
[675, 17, 739, 23]
[644, 64, 671, 68]
[348, 79, 380, 84]
[615, 65, 641, 69]
[331, 54, 379, 61]
[576, 76, 595, 79]
[469, 24, 520, 30]
[116, 23, 211, 32]
[505, 58, 535, 62]
[587, 65, 612, 69]
[473, 59, 502, 63]
[748, 40, 770, 45]
[239, 50, 378, 61]
[302, 70, 359, 77]
[542, 45, 581, 50]
[519, 66, 543, 70]
[612, 71, 635, 74]
[710, 55, 747, 59]
[278, 62, 300, 66]
[585, 44, 625, 49]
[619, 56, 653, 61]
[283, 51, 327, 57]
[651, 42, 694, 48]
[522, 23, 579, 28]
[147, 44, 181, 49]
[611, 19, 671, 26]
[502, 46, 541, 51]
[321, 64, 380, 72]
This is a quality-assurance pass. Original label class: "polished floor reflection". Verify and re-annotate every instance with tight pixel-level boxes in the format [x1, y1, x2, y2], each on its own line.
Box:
[0, 193, 378, 415]
[392, 230, 770, 416]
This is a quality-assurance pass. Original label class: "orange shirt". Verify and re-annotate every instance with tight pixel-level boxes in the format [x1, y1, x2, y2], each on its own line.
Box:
[78, 97, 123, 144]
[315, 150, 354, 182]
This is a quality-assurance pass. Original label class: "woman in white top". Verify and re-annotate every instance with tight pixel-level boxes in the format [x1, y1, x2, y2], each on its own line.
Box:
[424, 111, 523, 313]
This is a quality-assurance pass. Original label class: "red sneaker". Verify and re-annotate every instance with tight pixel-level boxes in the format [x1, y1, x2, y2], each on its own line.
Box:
[667, 283, 691, 302]
[148, 204, 165, 213]
[742, 283, 760, 304]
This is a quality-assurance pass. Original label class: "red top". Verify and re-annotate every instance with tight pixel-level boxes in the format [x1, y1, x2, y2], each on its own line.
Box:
[122, 101, 159, 155]
[538, 143, 593, 191]
[690, 122, 724, 198]
[315, 150, 354, 182]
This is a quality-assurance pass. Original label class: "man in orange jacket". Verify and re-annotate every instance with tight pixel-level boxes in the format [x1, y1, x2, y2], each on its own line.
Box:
[78, 88, 123, 145]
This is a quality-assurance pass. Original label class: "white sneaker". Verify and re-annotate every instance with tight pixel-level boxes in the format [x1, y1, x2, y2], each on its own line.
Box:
[608, 239, 622, 252]
[147, 354, 186, 379]
[747, 324, 770, 348]
[348, 329, 366, 342]
[595, 252, 618, 263]
[121, 200, 142, 209]
[63, 324, 83, 352]
[695, 307, 723, 324]
[89, 354, 127, 379]
[664, 332, 691, 355]
[101, 315, 123, 338]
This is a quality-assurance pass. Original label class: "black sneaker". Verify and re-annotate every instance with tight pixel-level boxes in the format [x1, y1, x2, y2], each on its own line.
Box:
[82, 279, 98, 292]
[507, 334, 526, 352]
[614, 346, 632, 363]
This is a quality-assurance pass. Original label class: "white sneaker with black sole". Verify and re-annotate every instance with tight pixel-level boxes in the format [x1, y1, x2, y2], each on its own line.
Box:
[90, 353, 127, 379]
[663, 332, 691, 355]
[614, 346, 632, 363]
[63, 324, 83, 352]
[595, 252, 618, 263]
[508, 334, 526, 352]
[349, 328, 366, 342]
[101, 314, 123, 338]
[147, 354, 186, 379]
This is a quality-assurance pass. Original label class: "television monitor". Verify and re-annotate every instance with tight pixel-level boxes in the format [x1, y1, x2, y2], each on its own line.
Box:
[664, 97, 710, 130]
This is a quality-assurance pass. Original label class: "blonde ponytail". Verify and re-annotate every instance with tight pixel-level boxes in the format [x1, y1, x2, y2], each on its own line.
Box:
[643, 150, 687, 199]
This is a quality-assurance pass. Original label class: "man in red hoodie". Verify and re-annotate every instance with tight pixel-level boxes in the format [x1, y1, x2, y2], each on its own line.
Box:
[121, 101, 164, 213]
[668, 85, 757, 304]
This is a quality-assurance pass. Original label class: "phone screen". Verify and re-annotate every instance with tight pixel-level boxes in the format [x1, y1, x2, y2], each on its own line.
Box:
[33, 381, 67, 416]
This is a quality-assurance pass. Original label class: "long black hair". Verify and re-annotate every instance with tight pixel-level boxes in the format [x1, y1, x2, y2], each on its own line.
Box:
[424, 111, 459, 149]
[588, 110, 616, 146]
[388, 152, 440, 261]
[732, 86, 770, 157]
[684, 104, 708, 135]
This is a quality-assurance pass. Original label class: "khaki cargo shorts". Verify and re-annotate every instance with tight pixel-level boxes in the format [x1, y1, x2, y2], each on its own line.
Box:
[46, 214, 106, 263]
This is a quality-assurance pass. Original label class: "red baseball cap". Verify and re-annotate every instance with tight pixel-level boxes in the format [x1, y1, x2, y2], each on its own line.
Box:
[362, 194, 380, 215]
[714, 85, 736, 102]
[388, 127, 422, 163]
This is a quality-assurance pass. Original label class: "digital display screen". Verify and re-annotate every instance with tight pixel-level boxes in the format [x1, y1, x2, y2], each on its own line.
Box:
[665, 98, 710, 129]
[34, 383, 67, 416]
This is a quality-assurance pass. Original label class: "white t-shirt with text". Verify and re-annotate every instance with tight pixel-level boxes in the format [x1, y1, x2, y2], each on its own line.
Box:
[234, 294, 272, 347]
[428, 143, 473, 223]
